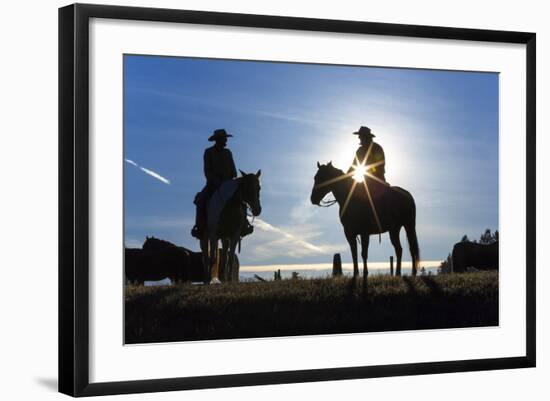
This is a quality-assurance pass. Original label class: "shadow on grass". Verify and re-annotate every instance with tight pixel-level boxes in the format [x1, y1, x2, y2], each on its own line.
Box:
[125, 272, 498, 344]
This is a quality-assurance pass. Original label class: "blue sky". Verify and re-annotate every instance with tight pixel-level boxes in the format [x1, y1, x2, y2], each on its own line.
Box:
[124, 55, 499, 267]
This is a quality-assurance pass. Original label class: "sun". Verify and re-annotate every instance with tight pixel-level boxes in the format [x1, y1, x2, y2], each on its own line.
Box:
[352, 163, 368, 182]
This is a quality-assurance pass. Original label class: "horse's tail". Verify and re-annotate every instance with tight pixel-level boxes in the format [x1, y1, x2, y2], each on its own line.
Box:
[404, 198, 420, 276]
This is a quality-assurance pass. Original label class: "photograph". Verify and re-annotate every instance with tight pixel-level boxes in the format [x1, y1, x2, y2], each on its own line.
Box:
[123, 54, 500, 344]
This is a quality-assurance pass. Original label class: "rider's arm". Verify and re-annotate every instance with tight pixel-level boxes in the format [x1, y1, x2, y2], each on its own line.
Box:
[370, 143, 385, 175]
[374, 143, 385, 163]
[204, 149, 215, 182]
[347, 148, 362, 174]
[228, 150, 237, 178]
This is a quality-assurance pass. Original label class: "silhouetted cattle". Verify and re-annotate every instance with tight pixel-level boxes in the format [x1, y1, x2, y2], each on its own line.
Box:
[125, 236, 238, 285]
[452, 241, 498, 273]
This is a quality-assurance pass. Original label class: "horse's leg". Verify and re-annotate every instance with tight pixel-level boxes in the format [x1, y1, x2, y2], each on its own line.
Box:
[345, 230, 359, 278]
[404, 223, 420, 277]
[228, 237, 239, 282]
[389, 228, 403, 276]
[209, 235, 219, 283]
[360, 233, 370, 280]
[200, 237, 209, 283]
[360, 233, 370, 288]
[220, 238, 230, 282]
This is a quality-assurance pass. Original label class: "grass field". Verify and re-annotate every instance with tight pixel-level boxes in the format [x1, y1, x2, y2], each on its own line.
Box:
[125, 271, 498, 344]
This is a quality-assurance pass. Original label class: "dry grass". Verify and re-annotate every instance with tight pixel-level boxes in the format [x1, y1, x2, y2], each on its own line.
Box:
[125, 271, 498, 344]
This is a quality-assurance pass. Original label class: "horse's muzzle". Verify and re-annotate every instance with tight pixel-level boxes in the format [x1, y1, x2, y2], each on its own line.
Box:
[252, 205, 262, 216]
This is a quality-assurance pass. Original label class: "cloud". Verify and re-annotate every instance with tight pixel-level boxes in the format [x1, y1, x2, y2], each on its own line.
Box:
[125, 159, 171, 184]
[243, 218, 345, 262]
[138, 166, 171, 184]
[289, 198, 319, 225]
[255, 219, 324, 253]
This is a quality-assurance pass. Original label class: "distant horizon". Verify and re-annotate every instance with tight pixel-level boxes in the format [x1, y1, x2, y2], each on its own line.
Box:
[240, 260, 442, 272]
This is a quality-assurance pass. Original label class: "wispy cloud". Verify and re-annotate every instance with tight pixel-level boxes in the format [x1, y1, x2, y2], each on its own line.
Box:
[125, 159, 171, 184]
[242, 218, 344, 262]
[254, 218, 324, 253]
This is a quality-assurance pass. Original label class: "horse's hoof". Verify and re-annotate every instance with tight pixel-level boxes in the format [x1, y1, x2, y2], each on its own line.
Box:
[210, 278, 221, 285]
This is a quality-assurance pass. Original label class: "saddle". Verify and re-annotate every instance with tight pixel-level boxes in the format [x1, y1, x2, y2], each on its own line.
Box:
[193, 180, 253, 239]
[206, 180, 239, 230]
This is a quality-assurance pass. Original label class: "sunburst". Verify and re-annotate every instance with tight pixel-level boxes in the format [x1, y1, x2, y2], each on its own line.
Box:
[338, 142, 383, 235]
[352, 162, 368, 182]
[316, 141, 397, 236]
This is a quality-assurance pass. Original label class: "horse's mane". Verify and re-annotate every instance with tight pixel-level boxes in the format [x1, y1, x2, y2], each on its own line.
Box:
[323, 164, 351, 188]
[143, 236, 177, 251]
[217, 179, 239, 202]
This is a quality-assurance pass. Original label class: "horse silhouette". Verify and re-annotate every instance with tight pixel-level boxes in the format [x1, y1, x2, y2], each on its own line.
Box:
[125, 237, 243, 284]
[311, 162, 419, 278]
[452, 241, 498, 272]
[125, 236, 192, 284]
[200, 170, 261, 283]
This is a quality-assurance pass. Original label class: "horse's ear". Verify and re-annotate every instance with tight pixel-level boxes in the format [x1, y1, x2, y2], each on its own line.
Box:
[239, 169, 246, 176]
[256, 169, 261, 177]
[317, 161, 321, 168]
[328, 160, 333, 166]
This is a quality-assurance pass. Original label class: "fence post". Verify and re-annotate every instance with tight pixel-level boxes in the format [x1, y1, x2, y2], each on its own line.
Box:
[332, 253, 343, 277]
[390, 256, 394, 276]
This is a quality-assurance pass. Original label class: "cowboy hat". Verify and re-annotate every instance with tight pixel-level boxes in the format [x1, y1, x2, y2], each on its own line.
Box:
[208, 128, 233, 141]
[353, 126, 375, 137]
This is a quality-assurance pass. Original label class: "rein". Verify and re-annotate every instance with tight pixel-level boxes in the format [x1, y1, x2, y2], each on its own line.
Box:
[237, 177, 257, 253]
[238, 177, 256, 223]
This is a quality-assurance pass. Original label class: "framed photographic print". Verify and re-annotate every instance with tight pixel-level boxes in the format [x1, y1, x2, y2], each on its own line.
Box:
[58, 3, 536, 397]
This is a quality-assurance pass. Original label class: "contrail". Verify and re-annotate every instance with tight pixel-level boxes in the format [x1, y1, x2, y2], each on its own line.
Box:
[125, 159, 171, 185]
[254, 218, 324, 253]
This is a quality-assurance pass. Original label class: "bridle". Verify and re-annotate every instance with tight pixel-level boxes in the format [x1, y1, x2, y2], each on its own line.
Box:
[314, 172, 338, 208]
[237, 175, 258, 223]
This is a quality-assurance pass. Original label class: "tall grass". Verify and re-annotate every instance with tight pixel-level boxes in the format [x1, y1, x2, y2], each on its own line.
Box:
[125, 271, 498, 344]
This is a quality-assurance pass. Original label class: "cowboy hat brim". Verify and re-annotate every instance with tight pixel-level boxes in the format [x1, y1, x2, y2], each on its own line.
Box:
[208, 133, 233, 141]
[353, 131, 375, 137]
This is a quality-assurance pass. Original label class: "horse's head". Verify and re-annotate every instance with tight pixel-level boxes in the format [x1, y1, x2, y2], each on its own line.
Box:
[239, 169, 262, 216]
[143, 236, 175, 251]
[311, 161, 342, 205]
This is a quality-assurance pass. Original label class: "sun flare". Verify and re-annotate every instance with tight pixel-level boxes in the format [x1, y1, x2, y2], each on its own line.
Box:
[352, 163, 368, 182]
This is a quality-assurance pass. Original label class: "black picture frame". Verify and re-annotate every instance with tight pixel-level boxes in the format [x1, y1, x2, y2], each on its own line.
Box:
[59, 3, 536, 397]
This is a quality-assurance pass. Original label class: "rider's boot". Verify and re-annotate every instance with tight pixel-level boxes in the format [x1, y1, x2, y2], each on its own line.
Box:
[191, 202, 205, 239]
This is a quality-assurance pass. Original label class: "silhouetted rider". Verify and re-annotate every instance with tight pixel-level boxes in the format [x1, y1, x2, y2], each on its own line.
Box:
[347, 126, 386, 182]
[204, 128, 237, 188]
[191, 129, 253, 239]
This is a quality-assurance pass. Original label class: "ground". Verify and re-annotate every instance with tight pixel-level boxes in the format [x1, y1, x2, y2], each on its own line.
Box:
[125, 271, 498, 344]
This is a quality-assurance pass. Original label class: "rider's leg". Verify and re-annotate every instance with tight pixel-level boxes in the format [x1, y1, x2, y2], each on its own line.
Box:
[192, 185, 214, 238]
[191, 193, 207, 238]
